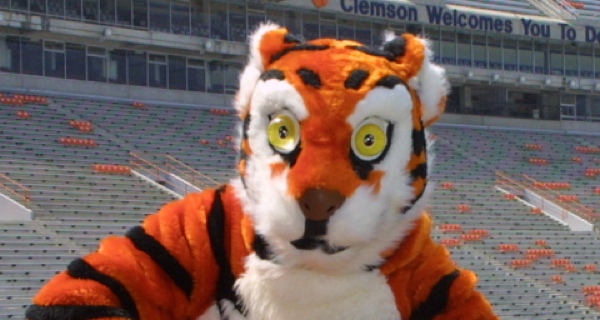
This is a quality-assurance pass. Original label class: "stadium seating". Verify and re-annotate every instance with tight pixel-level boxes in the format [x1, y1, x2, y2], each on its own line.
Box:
[1, 91, 600, 318]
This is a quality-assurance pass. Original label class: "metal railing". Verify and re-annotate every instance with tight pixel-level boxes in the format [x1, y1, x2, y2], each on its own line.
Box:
[0, 172, 31, 203]
[130, 152, 219, 194]
[496, 171, 598, 222]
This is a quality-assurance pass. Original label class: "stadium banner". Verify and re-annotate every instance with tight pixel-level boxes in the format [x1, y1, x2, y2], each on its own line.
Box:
[279, 0, 600, 44]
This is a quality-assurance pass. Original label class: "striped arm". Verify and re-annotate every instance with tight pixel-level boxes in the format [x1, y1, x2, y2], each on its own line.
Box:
[26, 189, 223, 320]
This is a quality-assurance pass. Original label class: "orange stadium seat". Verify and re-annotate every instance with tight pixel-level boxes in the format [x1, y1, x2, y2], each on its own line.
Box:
[511, 259, 533, 268]
[132, 101, 146, 108]
[16, 110, 31, 119]
[440, 224, 462, 232]
[584, 264, 597, 272]
[551, 259, 571, 268]
[551, 275, 564, 284]
[439, 238, 462, 247]
[460, 234, 482, 242]
[524, 143, 543, 150]
[531, 207, 543, 214]
[440, 182, 455, 190]
[498, 244, 520, 252]
[93, 164, 132, 175]
[529, 158, 549, 165]
[535, 239, 548, 247]
[572, 156, 583, 163]
[59, 137, 98, 147]
[503, 193, 516, 200]
[457, 203, 471, 213]
[468, 229, 490, 237]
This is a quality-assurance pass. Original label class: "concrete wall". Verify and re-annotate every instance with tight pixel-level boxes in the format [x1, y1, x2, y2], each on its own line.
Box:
[0, 73, 234, 108]
[0, 193, 32, 221]
[439, 113, 600, 134]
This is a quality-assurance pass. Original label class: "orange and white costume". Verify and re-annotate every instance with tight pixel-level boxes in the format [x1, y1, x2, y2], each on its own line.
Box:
[26, 24, 498, 320]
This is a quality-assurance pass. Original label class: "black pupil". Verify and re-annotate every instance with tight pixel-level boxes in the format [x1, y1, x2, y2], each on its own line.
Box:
[279, 126, 288, 139]
[364, 134, 374, 146]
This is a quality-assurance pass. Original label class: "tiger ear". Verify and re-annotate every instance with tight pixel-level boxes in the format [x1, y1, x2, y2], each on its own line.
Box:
[383, 33, 449, 127]
[235, 23, 298, 115]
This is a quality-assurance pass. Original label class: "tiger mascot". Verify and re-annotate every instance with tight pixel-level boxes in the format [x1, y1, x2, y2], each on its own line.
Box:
[26, 24, 497, 320]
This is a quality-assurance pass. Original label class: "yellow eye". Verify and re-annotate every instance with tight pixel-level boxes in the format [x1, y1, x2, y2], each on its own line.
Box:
[351, 118, 390, 161]
[268, 111, 300, 154]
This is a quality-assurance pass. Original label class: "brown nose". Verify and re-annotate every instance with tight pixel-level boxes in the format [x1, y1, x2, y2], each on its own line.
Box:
[298, 188, 346, 221]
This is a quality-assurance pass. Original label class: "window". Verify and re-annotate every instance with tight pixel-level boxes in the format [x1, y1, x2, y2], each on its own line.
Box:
[472, 32, 486, 68]
[283, 11, 301, 36]
[66, 0, 81, 20]
[21, 38, 43, 76]
[11, 0, 27, 11]
[518, 38, 533, 72]
[100, 0, 115, 24]
[338, 18, 354, 40]
[595, 48, 600, 79]
[44, 41, 65, 78]
[210, 1, 227, 40]
[549, 42, 563, 75]
[0, 0, 8, 9]
[456, 30, 471, 66]
[187, 58, 205, 92]
[0, 36, 21, 73]
[503, 36, 517, 71]
[191, 2, 208, 37]
[48, 0, 65, 17]
[564, 44, 578, 76]
[148, 53, 167, 88]
[66, 43, 86, 80]
[355, 20, 371, 45]
[87, 46, 106, 82]
[108, 49, 127, 84]
[302, 12, 318, 40]
[128, 50, 147, 86]
[31, 0, 46, 14]
[208, 60, 225, 93]
[248, 3, 266, 33]
[488, 37, 502, 70]
[149, 0, 169, 32]
[265, 7, 283, 26]
[116, 0, 132, 26]
[133, 0, 148, 28]
[171, 3, 190, 35]
[168, 55, 186, 90]
[229, 4, 246, 42]
[440, 30, 456, 65]
[319, 12, 336, 38]
[83, 0, 99, 22]
[533, 40, 545, 74]
[579, 44, 593, 78]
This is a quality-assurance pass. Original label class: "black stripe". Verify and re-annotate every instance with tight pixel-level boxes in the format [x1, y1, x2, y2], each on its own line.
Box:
[259, 69, 285, 81]
[242, 114, 250, 140]
[25, 305, 131, 320]
[297, 68, 322, 89]
[375, 75, 404, 89]
[66, 258, 139, 320]
[270, 44, 329, 63]
[346, 45, 395, 61]
[411, 163, 427, 180]
[410, 270, 461, 320]
[253, 234, 273, 261]
[382, 37, 406, 58]
[412, 128, 426, 155]
[125, 226, 193, 298]
[273, 143, 301, 167]
[207, 187, 245, 315]
[345, 69, 370, 90]
[284, 33, 302, 44]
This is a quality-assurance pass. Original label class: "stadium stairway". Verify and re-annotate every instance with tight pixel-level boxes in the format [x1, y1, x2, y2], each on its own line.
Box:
[52, 96, 239, 184]
[431, 181, 600, 318]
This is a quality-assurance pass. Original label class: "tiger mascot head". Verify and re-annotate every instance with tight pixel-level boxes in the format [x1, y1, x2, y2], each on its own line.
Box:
[234, 23, 448, 274]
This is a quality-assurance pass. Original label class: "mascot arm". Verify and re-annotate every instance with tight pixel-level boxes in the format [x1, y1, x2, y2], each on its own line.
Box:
[408, 242, 498, 320]
[25, 189, 222, 320]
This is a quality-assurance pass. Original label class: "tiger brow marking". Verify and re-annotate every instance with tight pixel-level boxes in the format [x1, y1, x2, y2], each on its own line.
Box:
[297, 68, 322, 89]
[270, 44, 330, 63]
[260, 69, 285, 81]
[375, 75, 404, 89]
[346, 45, 396, 61]
[345, 69, 370, 90]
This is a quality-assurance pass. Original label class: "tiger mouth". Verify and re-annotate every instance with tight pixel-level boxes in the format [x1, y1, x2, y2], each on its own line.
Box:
[290, 238, 348, 254]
